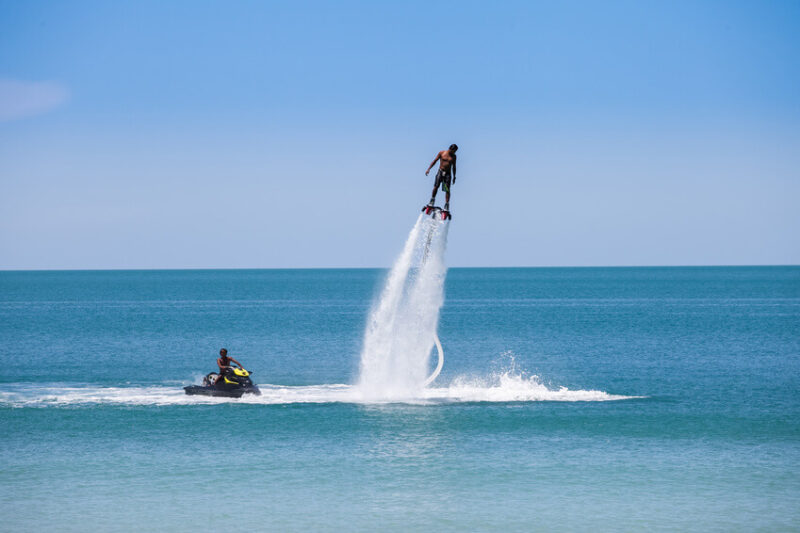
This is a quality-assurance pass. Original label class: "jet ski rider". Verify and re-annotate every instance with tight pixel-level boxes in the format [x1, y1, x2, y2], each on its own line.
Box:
[216, 348, 243, 387]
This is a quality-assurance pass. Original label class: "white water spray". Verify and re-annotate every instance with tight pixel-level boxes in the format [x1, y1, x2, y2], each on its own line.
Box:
[356, 214, 450, 400]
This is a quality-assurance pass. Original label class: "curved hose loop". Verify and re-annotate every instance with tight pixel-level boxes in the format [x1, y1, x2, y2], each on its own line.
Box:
[423, 332, 444, 386]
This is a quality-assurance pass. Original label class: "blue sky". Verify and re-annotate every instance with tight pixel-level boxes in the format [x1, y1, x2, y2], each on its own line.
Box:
[1, 0, 798, 268]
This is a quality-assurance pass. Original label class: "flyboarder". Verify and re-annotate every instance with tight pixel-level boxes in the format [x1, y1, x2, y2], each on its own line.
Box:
[425, 144, 458, 212]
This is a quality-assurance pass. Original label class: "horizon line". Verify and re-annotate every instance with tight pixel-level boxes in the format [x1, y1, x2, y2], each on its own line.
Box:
[1, 264, 798, 273]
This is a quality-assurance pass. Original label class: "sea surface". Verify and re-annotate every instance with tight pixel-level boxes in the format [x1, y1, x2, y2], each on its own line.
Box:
[1, 267, 799, 531]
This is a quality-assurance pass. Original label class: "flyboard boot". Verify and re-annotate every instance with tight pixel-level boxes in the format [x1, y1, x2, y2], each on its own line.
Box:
[422, 198, 436, 216]
[441, 202, 452, 220]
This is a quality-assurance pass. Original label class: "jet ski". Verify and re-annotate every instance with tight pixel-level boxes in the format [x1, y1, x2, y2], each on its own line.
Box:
[184, 366, 261, 398]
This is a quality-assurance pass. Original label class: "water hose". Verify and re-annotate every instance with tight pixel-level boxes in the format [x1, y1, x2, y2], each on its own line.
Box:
[423, 333, 444, 386]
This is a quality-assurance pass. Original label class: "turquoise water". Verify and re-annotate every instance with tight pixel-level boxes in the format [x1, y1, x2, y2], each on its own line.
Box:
[1, 267, 799, 531]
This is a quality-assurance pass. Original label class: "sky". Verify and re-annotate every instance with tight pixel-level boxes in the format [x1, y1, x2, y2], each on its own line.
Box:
[1, 0, 799, 269]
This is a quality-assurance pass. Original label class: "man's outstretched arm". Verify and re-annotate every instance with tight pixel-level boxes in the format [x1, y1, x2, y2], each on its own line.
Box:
[425, 153, 441, 176]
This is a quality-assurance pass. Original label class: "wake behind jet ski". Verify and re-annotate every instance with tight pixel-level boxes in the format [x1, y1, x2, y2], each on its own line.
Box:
[184, 348, 261, 398]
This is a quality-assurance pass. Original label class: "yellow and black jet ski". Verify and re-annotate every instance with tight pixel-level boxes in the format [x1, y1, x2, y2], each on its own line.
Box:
[184, 366, 261, 398]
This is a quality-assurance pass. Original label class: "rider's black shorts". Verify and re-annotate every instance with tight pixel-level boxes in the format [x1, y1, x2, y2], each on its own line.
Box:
[434, 169, 452, 192]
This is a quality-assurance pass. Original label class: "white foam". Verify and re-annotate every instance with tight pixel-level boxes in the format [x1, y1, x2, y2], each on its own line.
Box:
[424, 372, 633, 403]
[0, 372, 638, 407]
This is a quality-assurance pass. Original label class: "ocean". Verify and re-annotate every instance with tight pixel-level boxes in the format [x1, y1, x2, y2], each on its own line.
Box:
[1, 266, 799, 531]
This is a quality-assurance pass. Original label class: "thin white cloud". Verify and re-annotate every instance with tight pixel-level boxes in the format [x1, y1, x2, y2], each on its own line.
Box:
[0, 79, 69, 122]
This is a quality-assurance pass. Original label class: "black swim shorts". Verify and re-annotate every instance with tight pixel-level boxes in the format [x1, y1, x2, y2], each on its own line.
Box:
[435, 169, 452, 193]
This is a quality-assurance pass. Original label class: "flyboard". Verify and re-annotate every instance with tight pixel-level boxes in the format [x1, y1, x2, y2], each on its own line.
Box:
[422, 204, 452, 220]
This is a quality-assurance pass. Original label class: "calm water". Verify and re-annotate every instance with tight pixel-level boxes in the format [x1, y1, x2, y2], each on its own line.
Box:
[1, 267, 799, 531]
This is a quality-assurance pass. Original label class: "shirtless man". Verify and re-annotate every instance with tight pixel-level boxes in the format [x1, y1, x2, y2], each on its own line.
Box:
[425, 144, 458, 211]
[216, 348, 243, 387]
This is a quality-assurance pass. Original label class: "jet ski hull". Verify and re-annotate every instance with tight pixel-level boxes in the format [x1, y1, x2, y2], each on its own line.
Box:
[183, 385, 261, 398]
